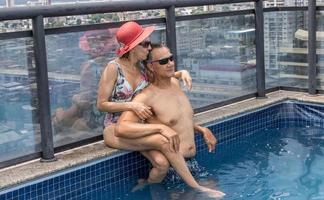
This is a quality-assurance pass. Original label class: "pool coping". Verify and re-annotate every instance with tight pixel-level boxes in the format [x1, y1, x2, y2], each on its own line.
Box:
[1, 90, 324, 191]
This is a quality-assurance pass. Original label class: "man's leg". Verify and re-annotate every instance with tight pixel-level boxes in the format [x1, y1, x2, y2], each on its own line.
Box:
[141, 150, 169, 183]
[131, 151, 169, 192]
[104, 126, 198, 187]
[103, 126, 225, 198]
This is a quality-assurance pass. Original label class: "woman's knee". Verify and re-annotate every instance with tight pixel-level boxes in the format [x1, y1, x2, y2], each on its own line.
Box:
[149, 135, 169, 150]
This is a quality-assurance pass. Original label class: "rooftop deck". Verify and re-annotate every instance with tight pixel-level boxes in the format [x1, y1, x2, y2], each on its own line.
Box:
[0, 0, 323, 174]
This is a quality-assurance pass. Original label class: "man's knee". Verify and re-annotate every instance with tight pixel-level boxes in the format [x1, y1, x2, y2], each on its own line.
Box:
[153, 154, 170, 172]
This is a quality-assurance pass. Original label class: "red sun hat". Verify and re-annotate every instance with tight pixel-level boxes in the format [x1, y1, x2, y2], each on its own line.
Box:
[79, 29, 117, 58]
[116, 21, 155, 57]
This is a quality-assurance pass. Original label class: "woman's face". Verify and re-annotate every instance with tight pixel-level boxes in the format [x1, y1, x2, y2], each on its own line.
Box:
[132, 38, 151, 61]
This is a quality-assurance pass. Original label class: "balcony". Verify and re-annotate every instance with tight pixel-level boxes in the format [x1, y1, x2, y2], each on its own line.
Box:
[0, 0, 323, 173]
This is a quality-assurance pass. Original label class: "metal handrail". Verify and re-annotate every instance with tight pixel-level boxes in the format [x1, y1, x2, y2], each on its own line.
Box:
[0, 0, 253, 20]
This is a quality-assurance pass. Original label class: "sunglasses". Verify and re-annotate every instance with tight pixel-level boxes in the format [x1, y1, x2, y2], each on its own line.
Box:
[139, 41, 151, 48]
[151, 55, 174, 65]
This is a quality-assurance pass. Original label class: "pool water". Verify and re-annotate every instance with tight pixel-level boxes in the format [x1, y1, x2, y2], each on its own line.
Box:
[103, 126, 324, 200]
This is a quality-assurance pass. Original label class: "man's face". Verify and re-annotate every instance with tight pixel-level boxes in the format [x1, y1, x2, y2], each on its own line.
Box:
[150, 47, 175, 77]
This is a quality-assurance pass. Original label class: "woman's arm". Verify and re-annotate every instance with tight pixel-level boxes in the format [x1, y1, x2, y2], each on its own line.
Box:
[96, 62, 152, 120]
[96, 62, 128, 112]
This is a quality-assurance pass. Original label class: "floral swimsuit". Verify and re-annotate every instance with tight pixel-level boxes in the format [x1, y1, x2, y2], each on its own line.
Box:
[103, 60, 149, 127]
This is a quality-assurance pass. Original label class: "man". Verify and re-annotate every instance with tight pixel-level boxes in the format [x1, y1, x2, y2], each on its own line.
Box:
[113, 43, 225, 198]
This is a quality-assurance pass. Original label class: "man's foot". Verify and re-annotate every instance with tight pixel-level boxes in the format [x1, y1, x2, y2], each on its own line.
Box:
[131, 179, 148, 192]
[196, 186, 225, 199]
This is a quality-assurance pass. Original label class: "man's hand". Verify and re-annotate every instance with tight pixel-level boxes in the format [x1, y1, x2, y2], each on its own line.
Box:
[201, 127, 217, 152]
[160, 125, 180, 153]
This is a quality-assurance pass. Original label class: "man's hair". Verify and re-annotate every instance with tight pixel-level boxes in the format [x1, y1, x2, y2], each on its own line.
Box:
[144, 43, 165, 83]
[147, 43, 165, 62]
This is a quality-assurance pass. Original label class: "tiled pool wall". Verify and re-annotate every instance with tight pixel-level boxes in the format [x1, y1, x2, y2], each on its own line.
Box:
[0, 152, 149, 200]
[1, 100, 324, 200]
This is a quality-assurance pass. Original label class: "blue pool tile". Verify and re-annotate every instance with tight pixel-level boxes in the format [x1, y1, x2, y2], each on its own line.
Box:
[2, 101, 324, 200]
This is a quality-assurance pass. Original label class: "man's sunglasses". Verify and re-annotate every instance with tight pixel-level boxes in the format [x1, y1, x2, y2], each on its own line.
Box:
[151, 55, 174, 65]
[139, 41, 151, 48]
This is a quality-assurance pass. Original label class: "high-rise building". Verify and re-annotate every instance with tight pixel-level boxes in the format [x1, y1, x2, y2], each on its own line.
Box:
[5, 0, 14, 7]
[263, 0, 308, 87]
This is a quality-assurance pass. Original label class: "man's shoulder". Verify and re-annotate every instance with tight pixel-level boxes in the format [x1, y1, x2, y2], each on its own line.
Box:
[133, 86, 156, 103]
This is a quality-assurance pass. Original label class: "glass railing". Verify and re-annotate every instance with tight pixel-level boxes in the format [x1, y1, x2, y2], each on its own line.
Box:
[317, 11, 324, 90]
[176, 14, 256, 108]
[265, 11, 309, 89]
[0, 37, 41, 162]
[0, 0, 323, 168]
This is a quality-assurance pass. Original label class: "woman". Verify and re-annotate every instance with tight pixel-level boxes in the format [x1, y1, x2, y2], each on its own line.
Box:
[97, 21, 192, 131]
[96, 21, 192, 187]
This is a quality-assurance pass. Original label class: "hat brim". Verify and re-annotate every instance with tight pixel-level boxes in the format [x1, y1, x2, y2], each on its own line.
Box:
[117, 26, 155, 57]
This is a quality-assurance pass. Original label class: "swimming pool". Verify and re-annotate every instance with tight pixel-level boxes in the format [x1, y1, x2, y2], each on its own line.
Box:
[1, 100, 324, 200]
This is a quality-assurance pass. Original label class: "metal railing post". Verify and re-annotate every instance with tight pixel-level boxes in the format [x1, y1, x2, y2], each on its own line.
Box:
[308, 0, 317, 95]
[166, 5, 178, 68]
[254, 0, 266, 98]
[32, 15, 56, 162]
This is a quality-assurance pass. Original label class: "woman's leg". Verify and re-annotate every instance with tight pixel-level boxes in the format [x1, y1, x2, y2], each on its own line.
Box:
[103, 125, 169, 151]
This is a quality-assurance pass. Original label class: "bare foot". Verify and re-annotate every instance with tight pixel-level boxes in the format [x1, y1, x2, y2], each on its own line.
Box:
[131, 179, 148, 192]
[196, 186, 225, 199]
[52, 108, 65, 132]
[54, 108, 65, 123]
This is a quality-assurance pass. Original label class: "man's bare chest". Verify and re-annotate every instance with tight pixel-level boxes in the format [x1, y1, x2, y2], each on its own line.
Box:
[151, 92, 193, 127]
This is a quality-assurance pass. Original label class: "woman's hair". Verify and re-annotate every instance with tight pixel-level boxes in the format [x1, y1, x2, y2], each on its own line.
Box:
[120, 51, 129, 59]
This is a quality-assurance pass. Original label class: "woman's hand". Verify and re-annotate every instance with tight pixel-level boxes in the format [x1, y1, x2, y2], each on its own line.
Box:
[129, 102, 153, 121]
[180, 70, 192, 91]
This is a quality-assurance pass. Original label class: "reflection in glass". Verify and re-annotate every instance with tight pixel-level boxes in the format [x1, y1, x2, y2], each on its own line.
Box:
[46, 29, 117, 147]
[265, 11, 308, 89]
[176, 15, 256, 108]
[0, 38, 40, 162]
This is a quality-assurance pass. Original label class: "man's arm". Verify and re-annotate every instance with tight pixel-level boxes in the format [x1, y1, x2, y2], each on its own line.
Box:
[194, 124, 217, 153]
